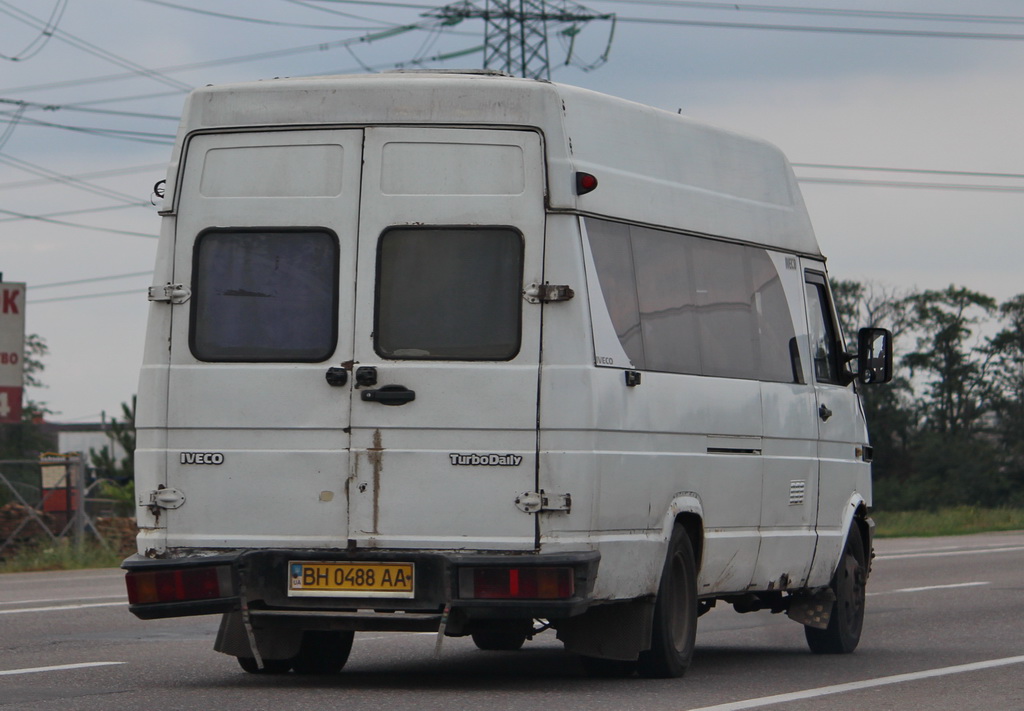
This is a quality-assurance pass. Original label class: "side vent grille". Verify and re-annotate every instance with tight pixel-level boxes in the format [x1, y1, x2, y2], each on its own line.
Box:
[789, 480, 807, 506]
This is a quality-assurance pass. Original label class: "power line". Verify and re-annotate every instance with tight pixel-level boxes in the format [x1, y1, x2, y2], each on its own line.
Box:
[0, 0, 193, 91]
[138, 0, 394, 31]
[796, 176, 1024, 193]
[284, 0, 416, 24]
[0, 97, 179, 121]
[0, 153, 151, 205]
[0, 206, 155, 237]
[28, 288, 144, 305]
[32, 271, 153, 290]
[0, 0, 67, 62]
[614, 15, 1024, 41]
[0, 162, 165, 192]
[792, 163, 1024, 181]
[2, 113, 176, 145]
[0, 23, 429, 96]
[588, 1, 1024, 27]
[0, 202, 148, 226]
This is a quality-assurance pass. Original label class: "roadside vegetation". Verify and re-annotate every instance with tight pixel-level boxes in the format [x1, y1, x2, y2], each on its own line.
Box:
[0, 539, 124, 573]
[873, 506, 1024, 538]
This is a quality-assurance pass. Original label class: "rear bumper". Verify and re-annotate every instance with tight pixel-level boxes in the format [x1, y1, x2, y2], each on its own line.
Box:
[122, 548, 600, 630]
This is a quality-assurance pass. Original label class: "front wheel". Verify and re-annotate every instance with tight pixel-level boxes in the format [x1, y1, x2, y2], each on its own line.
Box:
[636, 524, 698, 678]
[805, 529, 867, 654]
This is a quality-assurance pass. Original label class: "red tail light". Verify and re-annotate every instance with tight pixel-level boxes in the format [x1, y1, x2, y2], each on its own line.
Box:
[126, 566, 232, 604]
[460, 567, 574, 600]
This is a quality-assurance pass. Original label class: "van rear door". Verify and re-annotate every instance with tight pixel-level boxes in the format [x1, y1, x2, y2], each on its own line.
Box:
[347, 127, 546, 551]
[164, 129, 363, 548]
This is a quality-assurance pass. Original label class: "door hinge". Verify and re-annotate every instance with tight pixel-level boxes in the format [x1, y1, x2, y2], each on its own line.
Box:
[523, 282, 574, 304]
[515, 491, 571, 514]
[146, 486, 185, 511]
[148, 283, 191, 304]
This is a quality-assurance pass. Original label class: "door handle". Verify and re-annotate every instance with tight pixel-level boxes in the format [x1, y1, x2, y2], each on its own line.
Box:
[361, 385, 416, 406]
[819, 403, 833, 422]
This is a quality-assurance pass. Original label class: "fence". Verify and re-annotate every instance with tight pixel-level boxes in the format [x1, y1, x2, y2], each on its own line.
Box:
[0, 454, 131, 558]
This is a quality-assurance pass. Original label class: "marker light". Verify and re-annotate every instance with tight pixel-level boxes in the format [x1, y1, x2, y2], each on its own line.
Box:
[575, 172, 599, 195]
[460, 566, 574, 600]
[126, 565, 232, 605]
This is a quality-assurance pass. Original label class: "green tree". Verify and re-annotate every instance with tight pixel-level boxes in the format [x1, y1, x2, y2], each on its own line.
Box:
[90, 397, 136, 516]
[987, 294, 1024, 502]
[830, 279, 917, 502]
[90, 396, 136, 483]
[902, 286, 997, 436]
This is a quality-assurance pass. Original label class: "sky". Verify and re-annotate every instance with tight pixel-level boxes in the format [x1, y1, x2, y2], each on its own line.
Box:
[1, 0, 1022, 422]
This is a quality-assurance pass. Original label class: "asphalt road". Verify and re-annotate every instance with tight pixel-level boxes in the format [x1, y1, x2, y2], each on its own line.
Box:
[2, 532, 1023, 711]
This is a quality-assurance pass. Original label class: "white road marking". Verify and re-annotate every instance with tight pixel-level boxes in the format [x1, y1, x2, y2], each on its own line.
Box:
[685, 655, 1024, 711]
[0, 601, 125, 615]
[0, 662, 125, 677]
[876, 545, 1024, 561]
[0, 596, 125, 606]
[867, 581, 989, 596]
[3, 573, 124, 584]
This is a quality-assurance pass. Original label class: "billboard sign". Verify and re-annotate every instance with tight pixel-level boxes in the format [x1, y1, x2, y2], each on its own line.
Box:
[0, 282, 26, 424]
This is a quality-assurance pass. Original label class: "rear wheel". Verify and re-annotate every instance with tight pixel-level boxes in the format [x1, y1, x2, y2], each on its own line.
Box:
[805, 529, 866, 654]
[290, 630, 355, 675]
[636, 524, 698, 678]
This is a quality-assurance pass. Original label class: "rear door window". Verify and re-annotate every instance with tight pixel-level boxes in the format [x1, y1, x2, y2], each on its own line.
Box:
[190, 229, 339, 362]
[375, 227, 523, 360]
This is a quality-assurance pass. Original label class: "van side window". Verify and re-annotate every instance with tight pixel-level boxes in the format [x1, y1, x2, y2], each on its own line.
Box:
[375, 227, 523, 360]
[585, 217, 799, 382]
[804, 275, 842, 384]
[585, 219, 646, 369]
[190, 229, 339, 362]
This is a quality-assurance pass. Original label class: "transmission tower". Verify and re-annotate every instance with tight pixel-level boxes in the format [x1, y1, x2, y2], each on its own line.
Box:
[426, 1, 615, 81]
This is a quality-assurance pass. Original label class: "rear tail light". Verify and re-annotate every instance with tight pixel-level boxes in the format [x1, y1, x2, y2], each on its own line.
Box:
[460, 566, 574, 600]
[126, 565, 233, 605]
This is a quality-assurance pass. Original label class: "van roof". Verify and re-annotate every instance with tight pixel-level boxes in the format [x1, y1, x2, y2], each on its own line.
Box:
[169, 72, 822, 257]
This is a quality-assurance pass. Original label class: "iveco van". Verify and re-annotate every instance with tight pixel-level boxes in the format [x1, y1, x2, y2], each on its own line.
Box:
[124, 71, 892, 678]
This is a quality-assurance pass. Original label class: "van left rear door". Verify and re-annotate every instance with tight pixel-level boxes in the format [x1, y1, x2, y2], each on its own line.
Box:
[163, 129, 363, 548]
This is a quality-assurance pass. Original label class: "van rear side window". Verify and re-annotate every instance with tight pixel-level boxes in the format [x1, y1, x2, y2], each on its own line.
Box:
[190, 229, 339, 362]
[586, 217, 799, 382]
[375, 227, 523, 360]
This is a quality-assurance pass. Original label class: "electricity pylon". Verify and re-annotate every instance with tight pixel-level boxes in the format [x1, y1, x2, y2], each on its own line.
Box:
[425, 1, 615, 80]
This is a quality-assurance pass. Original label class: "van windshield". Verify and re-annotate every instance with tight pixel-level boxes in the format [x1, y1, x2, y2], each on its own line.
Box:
[375, 227, 523, 360]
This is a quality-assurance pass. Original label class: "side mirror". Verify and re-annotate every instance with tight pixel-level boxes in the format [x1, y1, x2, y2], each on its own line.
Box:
[857, 327, 893, 385]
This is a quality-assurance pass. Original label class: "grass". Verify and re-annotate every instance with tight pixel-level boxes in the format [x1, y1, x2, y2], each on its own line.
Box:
[0, 539, 125, 573]
[873, 506, 1024, 538]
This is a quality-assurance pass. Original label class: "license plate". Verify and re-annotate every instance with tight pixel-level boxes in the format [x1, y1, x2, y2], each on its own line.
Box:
[288, 561, 415, 598]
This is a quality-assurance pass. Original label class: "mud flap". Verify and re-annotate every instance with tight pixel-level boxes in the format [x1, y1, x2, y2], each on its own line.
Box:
[786, 588, 836, 630]
[556, 598, 655, 661]
[214, 612, 302, 661]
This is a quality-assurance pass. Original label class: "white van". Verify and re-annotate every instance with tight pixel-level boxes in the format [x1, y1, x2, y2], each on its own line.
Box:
[124, 71, 892, 678]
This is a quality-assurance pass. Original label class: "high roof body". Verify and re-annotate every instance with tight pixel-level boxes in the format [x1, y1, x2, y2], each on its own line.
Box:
[165, 71, 821, 257]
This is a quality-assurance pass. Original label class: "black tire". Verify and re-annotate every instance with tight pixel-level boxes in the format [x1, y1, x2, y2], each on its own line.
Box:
[290, 630, 355, 675]
[805, 529, 867, 654]
[471, 630, 529, 651]
[636, 524, 698, 679]
[236, 656, 292, 674]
